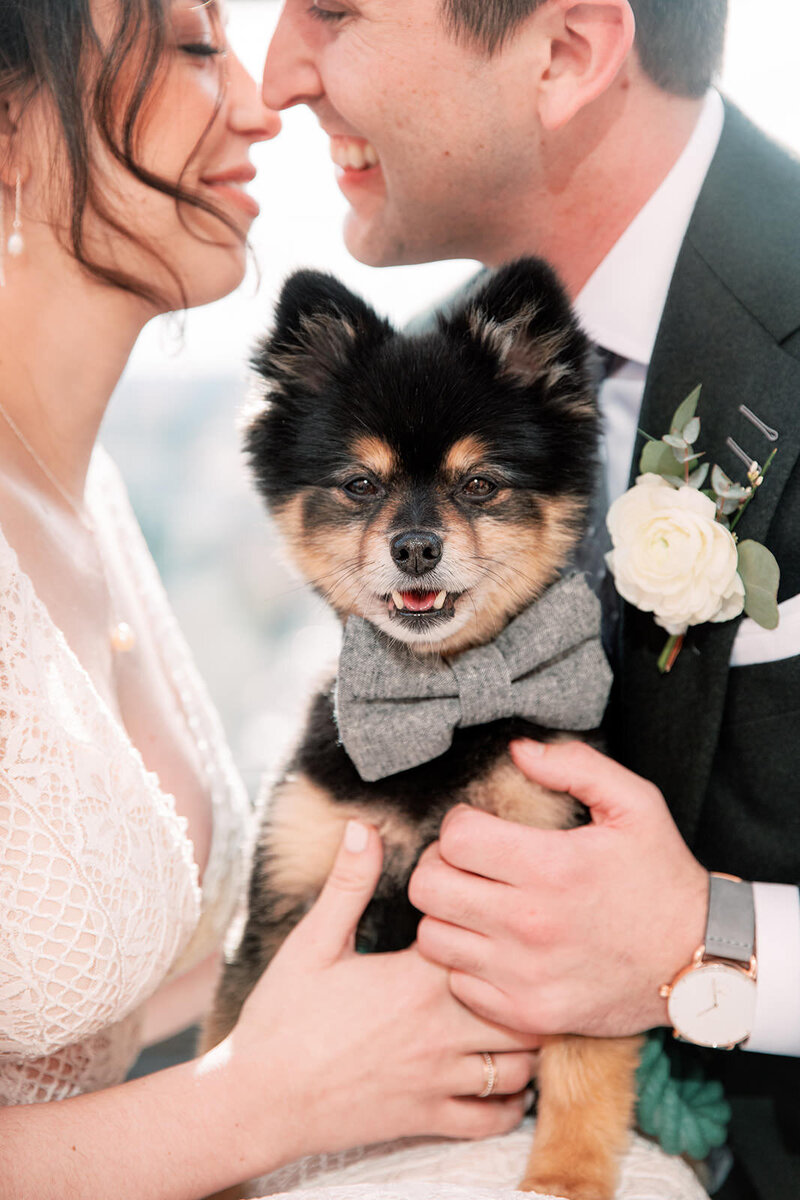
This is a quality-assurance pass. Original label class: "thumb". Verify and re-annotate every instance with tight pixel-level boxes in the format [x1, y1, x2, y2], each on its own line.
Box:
[291, 820, 384, 965]
[509, 738, 661, 824]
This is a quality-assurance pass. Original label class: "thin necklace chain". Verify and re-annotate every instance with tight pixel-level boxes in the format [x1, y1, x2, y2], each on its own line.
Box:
[0, 394, 137, 653]
[0, 393, 93, 529]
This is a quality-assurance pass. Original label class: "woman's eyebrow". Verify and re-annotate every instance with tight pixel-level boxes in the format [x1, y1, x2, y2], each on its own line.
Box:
[188, 0, 230, 29]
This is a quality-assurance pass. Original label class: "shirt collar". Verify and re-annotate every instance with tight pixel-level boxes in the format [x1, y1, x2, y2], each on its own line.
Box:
[574, 88, 725, 366]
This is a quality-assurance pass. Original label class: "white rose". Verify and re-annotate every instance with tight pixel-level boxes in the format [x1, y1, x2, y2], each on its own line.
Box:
[605, 474, 745, 636]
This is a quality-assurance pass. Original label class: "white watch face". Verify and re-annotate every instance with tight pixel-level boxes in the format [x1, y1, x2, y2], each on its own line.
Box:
[668, 962, 756, 1048]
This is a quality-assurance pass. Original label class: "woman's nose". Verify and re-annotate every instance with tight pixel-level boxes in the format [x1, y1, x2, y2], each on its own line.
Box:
[227, 51, 282, 142]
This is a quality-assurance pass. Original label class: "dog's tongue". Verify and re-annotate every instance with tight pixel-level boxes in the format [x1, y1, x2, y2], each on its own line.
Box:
[402, 591, 438, 612]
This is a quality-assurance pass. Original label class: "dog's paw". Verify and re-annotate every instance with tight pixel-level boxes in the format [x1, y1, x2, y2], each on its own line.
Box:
[517, 1168, 616, 1200]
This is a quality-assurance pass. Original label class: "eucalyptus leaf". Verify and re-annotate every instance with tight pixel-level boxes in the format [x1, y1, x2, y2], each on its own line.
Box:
[663, 475, 687, 489]
[711, 464, 734, 495]
[640, 440, 679, 477]
[688, 463, 710, 489]
[682, 417, 701, 445]
[663, 433, 688, 450]
[738, 540, 780, 630]
[670, 384, 702, 435]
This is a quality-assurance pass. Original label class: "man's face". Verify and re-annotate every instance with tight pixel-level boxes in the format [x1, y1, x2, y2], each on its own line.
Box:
[263, 0, 547, 266]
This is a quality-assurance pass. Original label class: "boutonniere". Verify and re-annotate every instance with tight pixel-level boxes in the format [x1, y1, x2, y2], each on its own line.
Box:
[605, 386, 780, 673]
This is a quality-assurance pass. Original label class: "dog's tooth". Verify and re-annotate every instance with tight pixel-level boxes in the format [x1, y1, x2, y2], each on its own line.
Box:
[433, 590, 447, 610]
[391, 591, 405, 611]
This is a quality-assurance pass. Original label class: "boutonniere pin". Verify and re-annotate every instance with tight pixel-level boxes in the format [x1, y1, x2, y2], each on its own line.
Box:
[605, 386, 780, 673]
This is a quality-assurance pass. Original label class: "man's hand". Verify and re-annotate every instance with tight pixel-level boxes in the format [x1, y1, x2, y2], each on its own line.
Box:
[409, 739, 709, 1037]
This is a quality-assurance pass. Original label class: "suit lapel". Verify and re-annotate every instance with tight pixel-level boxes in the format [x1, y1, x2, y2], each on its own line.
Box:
[613, 105, 800, 846]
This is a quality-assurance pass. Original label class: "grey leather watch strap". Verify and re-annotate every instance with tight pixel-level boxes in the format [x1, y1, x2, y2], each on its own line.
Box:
[705, 874, 755, 963]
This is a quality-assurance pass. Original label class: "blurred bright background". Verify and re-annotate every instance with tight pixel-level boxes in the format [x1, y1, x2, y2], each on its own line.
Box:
[104, 0, 800, 796]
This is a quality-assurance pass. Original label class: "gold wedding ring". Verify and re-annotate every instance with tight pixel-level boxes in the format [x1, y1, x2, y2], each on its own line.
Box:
[477, 1051, 498, 1098]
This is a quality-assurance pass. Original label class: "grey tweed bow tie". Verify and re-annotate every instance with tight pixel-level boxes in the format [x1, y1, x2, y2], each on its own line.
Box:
[334, 573, 612, 782]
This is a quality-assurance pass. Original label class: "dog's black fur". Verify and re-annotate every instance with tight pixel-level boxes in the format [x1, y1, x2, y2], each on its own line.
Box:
[204, 259, 640, 1200]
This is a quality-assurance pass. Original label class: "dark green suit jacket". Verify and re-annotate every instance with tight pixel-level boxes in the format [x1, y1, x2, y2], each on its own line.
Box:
[607, 100, 800, 1200]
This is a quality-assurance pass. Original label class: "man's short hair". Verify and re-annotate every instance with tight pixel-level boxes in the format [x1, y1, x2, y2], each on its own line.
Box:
[442, 0, 729, 98]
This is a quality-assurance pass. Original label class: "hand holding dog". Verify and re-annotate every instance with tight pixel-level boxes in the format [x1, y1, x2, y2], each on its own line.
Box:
[226, 821, 540, 1168]
[409, 740, 710, 1039]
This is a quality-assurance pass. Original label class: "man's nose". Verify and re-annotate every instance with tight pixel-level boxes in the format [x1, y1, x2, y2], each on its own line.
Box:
[262, 4, 324, 112]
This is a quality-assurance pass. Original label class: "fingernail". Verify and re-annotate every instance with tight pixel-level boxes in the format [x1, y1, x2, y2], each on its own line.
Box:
[512, 739, 545, 757]
[345, 819, 369, 853]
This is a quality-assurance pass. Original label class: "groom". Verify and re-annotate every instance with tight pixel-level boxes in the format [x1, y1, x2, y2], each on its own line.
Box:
[262, 2, 800, 1195]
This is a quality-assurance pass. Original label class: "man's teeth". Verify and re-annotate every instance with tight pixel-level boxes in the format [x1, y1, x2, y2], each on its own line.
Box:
[330, 138, 380, 171]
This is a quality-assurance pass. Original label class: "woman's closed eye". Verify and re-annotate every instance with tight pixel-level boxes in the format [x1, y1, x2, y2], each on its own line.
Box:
[180, 41, 227, 58]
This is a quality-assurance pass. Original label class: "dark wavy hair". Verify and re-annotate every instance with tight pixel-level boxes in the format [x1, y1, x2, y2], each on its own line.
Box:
[443, 0, 729, 97]
[0, 0, 240, 307]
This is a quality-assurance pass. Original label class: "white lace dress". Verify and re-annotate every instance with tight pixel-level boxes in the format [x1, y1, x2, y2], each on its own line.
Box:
[0, 449, 709, 1199]
[0, 448, 251, 1105]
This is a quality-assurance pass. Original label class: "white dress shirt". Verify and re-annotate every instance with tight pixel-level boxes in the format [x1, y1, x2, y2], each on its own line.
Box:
[574, 89, 800, 1056]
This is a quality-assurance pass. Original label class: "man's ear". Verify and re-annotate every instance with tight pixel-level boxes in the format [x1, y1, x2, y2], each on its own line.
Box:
[536, 0, 635, 132]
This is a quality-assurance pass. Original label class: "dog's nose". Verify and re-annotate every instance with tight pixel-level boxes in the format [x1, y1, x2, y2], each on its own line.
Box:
[390, 530, 443, 575]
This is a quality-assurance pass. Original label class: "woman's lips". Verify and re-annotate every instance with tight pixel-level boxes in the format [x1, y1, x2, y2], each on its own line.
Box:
[201, 166, 260, 218]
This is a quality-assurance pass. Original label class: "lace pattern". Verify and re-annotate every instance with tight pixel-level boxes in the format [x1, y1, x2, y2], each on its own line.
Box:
[0, 448, 251, 1106]
[250, 1122, 709, 1200]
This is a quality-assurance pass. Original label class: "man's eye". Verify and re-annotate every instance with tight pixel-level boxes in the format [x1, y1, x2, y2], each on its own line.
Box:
[461, 477, 498, 499]
[343, 477, 381, 499]
[307, 4, 348, 22]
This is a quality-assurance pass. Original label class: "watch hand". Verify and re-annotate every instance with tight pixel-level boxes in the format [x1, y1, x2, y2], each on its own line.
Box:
[697, 1003, 718, 1017]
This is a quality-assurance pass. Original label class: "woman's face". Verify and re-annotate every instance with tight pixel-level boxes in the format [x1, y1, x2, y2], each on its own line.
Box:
[26, 0, 279, 309]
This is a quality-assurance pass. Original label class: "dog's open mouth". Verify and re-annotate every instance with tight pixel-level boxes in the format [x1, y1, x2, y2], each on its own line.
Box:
[386, 590, 459, 621]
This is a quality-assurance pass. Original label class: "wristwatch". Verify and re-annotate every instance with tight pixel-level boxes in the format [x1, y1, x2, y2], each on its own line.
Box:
[659, 873, 757, 1049]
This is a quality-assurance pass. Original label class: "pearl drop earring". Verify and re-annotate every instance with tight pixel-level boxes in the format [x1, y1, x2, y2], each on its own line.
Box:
[7, 173, 24, 258]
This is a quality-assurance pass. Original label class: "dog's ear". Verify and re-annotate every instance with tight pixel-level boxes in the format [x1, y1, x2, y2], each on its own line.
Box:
[251, 269, 393, 399]
[441, 257, 593, 407]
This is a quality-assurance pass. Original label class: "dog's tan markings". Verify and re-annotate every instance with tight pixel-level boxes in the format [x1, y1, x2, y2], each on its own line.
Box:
[265, 774, 426, 899]
[433, 496, 584, 656]
[351, 435, 397, 479]
[272, 494, 369, 614]
[464, 750, 581, 830]
[520, 1034, 643, 1199]
[443, 436, 491, 481]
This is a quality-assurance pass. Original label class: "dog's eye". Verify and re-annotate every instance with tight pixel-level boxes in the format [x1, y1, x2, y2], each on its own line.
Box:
[461, 476, 498, 499]
[343, 477, 381, 499]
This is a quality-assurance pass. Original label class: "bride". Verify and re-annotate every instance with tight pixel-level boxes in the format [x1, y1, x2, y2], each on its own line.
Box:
[0, 2, 539, 1197]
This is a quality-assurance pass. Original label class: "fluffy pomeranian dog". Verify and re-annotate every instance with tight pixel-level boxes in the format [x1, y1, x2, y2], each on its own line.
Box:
[203, 259, 641, 1200]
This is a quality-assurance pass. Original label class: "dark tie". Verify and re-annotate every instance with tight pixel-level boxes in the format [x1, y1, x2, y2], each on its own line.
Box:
[569, 346, 627, 663]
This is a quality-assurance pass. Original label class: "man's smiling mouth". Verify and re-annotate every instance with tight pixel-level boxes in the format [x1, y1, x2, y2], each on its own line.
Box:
[330, 135, 380, 172]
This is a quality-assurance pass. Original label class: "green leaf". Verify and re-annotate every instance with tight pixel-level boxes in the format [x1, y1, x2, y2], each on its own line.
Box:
[670, 384, 702, 435]
[682, 417, 701, 445]
[640, 440, 679, 476]
[663, 433, 688, 451]
[738, 540, 780, 629]
[688, 463, 709, 489]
